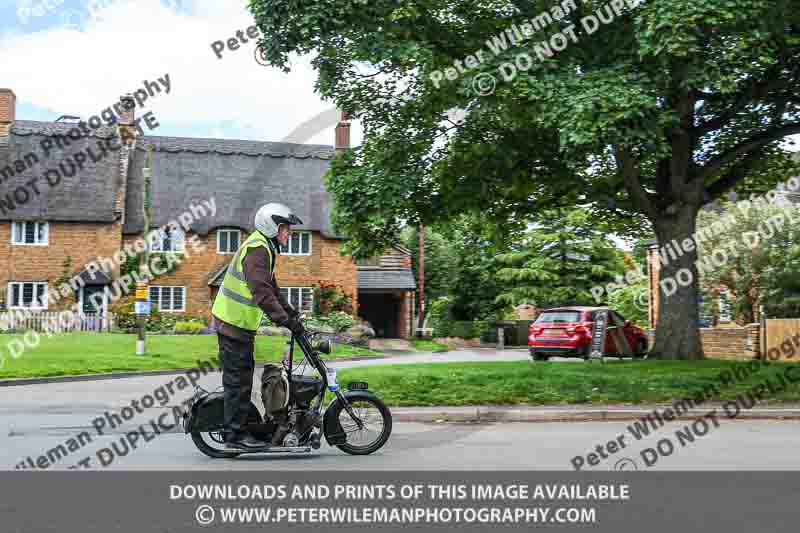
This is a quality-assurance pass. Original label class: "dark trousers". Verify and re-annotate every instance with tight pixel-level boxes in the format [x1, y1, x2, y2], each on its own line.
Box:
[217, 332, 255, 435]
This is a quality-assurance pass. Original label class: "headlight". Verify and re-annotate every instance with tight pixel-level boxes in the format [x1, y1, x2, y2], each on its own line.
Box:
[316, 338, 331, 355]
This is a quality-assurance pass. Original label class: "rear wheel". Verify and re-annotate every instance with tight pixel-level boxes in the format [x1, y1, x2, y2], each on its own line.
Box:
[191, 429, 240, 459]
[634, 339, 648, 358]
[335, 397, 393, 455]
[530, 350, 549, 361]
[580, 345, 592, 360]
[190, 410, 263, 459]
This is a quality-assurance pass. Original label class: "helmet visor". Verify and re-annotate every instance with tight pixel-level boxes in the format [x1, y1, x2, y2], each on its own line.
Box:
[272, 213, 304, 226]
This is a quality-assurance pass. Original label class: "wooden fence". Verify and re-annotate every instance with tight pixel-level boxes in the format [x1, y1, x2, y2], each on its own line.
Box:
[0, 311, 115, 334]
[764, 319, 800, 361]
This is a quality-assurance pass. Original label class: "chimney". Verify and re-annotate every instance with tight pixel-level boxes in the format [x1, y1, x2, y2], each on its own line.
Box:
[0, 88, 16, 136]
[335, 111, 351, 153]
[118, 93, 135, 127]
[114, 94, 137, 223]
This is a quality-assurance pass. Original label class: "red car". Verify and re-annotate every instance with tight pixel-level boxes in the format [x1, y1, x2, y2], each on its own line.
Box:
[528, 306, 648, 361]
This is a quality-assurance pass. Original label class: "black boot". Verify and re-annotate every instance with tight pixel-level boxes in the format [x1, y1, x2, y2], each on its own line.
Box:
[225, 432, 270, 451]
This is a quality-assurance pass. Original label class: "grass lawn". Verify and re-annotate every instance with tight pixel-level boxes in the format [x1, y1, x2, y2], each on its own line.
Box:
[336, 359, 800, 406]
[411, 339, 450, 352]
[0, 333, 380, 380]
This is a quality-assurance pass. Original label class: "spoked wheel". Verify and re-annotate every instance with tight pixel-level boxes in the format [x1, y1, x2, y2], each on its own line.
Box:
[191, 428, 241, 459]
[336, 397, 392, 456]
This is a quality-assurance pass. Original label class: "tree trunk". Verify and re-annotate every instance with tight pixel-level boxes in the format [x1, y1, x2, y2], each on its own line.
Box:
[650, 204, 705, 360]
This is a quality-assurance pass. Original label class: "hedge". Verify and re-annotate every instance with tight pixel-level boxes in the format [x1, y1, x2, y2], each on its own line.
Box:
[447, 320, 491, 339]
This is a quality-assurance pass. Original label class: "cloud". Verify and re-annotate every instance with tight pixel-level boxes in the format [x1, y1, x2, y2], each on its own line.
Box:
[0, 0, 362, 145]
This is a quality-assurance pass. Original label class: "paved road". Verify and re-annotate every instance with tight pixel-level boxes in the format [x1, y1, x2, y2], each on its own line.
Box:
[2, 348, 798, 471]
[5, 418, 799, 471]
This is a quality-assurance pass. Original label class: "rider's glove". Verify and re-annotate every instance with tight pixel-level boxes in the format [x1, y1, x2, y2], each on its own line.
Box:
[284, 317, 305, 336]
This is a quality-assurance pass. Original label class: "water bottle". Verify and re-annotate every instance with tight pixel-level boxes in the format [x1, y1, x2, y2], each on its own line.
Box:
[326, 368, 339, 392]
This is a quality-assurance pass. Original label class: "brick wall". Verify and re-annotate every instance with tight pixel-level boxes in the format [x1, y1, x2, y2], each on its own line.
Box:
[0, 221, 123, 310]
[398, 290, 414, 338]
[699, 324, 761, 360]
[122, 229, 357, 317]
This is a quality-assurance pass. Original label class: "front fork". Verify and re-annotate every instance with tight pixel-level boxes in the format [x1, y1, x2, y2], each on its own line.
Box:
[333, 388, 365, 430]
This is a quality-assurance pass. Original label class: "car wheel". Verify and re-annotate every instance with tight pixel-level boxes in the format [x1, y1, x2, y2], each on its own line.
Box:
[634, 339, 648, 358]
[530, 350, 549, 362]
[580, 345, 592, 360]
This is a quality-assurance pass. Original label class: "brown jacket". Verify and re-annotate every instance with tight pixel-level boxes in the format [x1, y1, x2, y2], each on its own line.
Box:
[211, 239, 296, 342]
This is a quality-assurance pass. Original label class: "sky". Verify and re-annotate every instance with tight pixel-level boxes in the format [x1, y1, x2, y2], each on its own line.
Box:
[0, 0, 362, 146]
[1, 0, 795, 254]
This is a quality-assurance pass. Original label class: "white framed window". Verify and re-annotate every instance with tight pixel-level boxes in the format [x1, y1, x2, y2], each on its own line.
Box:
[280, 231, 312, 256]
[280, 287, 314, 313]
[149, 227, 185, 253]
[149, 286, 186, 312]
[11, 221, 49, 246]
[217, 229, 241, 254]
[8, 282, 48, 309]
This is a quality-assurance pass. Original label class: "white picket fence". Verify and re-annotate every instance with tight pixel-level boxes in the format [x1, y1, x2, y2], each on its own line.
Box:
[0, 311, 115, 333]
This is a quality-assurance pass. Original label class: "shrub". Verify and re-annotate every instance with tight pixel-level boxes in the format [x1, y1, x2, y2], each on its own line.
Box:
[313, 282, 354, 315]
[449, 320, 491, 339]
[308, 311, 359, 332]
[427, 297, 453, 337]
[111, 299, 209, 334]
[174, 321, 206, 335]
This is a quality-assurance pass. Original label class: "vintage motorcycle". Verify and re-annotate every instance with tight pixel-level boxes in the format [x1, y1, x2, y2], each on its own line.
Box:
[182, 320, 392, 457]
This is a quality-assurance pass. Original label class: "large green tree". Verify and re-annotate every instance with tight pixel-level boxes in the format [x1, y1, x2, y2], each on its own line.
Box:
[251, 0, 800, 359]
[495, 208, 625, 308]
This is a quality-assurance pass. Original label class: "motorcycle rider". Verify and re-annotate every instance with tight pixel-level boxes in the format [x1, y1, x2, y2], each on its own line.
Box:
[210, 203, 306, 450]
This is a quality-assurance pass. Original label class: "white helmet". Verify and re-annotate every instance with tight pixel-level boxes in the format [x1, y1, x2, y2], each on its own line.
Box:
[254, 203, 303, 238]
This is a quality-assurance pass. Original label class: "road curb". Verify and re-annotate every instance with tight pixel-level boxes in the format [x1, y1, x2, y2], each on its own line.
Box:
[0, 354, 388, 387]
[390, 405, 800, 423]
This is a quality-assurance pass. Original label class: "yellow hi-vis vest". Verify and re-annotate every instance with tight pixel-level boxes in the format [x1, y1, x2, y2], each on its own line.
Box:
[211, 230, 276, 331]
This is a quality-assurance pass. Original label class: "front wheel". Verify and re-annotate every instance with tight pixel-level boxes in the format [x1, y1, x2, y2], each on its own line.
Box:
[333, 396, 393, 455]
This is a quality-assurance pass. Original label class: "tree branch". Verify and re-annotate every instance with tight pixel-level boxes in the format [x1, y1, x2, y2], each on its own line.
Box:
[694, 69, 792, 137]
[705, 148, 765, 200]
[695, 122, 800, 184]
[614, 145, 657, 218]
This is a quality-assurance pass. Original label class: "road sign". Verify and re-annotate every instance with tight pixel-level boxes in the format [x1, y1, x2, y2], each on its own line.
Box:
[135, 283, 149, 301]
[135, 301, 152, 315]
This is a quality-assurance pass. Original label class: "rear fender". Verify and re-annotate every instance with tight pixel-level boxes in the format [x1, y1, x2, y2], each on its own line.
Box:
[323, 390, 379, 446]
[184, 390, 262, 433]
